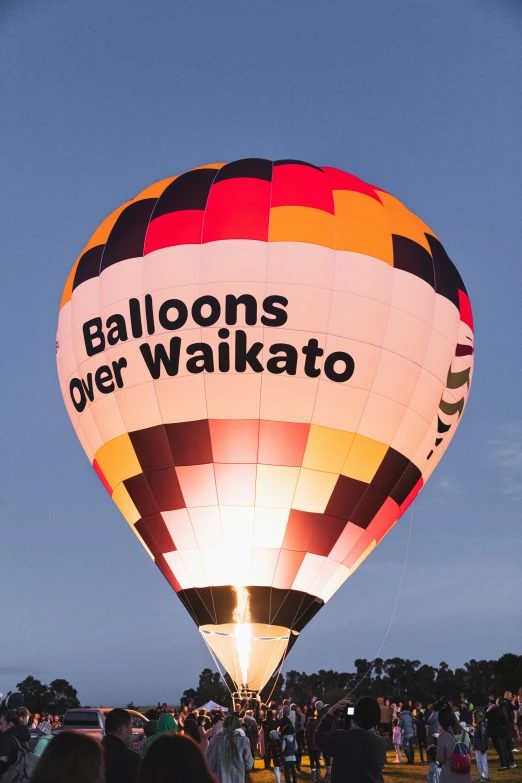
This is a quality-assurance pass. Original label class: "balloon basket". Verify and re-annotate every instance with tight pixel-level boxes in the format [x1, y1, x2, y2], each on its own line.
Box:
[231, 689, 261, 716]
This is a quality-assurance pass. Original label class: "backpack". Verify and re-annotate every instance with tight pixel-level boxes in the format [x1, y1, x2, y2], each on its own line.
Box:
[0, 738, 38, 783]
[450, 731, 471, 774]
[283, 734, 296, 758]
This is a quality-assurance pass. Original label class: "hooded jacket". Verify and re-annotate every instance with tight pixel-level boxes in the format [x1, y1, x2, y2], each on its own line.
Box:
[34, 733, 54, 757]
[426, 710, 440, 736]
[398, 709, 415, 738]
[0, 725, 32, 775]
[487, 704, 508, 739]
[207, 729, 253, 783]
[399, 707, 415, 737]
[305, 716, 320, 751]
[278, 705, 293, 733]
[140, 712, 177, 757]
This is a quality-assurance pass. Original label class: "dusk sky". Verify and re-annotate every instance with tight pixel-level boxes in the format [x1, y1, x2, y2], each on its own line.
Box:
[1, 0, 521, 707]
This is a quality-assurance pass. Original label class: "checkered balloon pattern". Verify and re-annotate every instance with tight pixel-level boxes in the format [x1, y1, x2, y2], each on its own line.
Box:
[57, 159, 474, 690]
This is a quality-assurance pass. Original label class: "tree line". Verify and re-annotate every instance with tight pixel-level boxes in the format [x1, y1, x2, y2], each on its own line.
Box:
[182, 654, 522, 709]
[10, 676, 80, 714]
[11, 653, 522, 712]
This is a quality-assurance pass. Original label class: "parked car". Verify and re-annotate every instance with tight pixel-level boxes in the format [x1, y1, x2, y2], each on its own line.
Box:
[57, 708, 148, 751]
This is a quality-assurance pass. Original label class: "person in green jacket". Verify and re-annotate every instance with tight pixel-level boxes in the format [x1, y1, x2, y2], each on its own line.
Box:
[34, 721, 54, 757]
[140, 712, 177, 757]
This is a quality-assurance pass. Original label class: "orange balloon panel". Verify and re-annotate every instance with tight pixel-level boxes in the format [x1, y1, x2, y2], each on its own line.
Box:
[56, 159, 474, 690]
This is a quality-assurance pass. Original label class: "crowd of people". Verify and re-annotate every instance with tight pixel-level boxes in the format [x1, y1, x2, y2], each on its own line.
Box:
[0, 687, 520, 783]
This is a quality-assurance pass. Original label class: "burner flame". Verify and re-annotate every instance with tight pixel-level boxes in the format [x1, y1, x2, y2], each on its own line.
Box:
[233, 587, 252, 688]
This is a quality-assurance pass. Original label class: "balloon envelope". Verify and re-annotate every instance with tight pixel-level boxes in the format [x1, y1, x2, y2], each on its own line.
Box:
[57, 159, 474, 691]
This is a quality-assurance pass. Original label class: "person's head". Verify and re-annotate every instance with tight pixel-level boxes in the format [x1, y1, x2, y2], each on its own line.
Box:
[245, 710, 253, 717]
[30, 731, 104, 783]
[5, 692, 23, 710]
[353, 697, 381, 730]
[270, 730, 279, 741]
[437, 706, 461, 734]
[0, 709, 21, 732]
[155, 713, 176, 735]
[138, 733, 216, 783]
[223, 715, 240, 732]
[472, 711, 484, 727]
[283, 724, 294, 737]
[315, 701, 324, 712]
[415, 701, 422, 710]
[39, 721, 53, 735]
[17, 707, 30, 725]
[104, 709, 133, 747]
[385, 699, 390, 707]
[504, 691, 512, 700]
[290, 703, 297, 712]
[282, 705, 291, 717]
[392, 718, 399, 727]
[182, 705, 189, 714]
[427, 745, 437, 764]
[199, 708, 206, 716]
[283, 699, 289, 706]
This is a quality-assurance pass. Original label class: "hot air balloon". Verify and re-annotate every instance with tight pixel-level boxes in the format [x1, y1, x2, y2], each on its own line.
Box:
[56, 159, 474, 696]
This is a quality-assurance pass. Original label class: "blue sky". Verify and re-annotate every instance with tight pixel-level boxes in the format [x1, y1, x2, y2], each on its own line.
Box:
[1, 0, 521, 706]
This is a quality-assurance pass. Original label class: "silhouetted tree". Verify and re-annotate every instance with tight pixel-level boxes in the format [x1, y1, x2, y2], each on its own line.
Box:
[16, 676, 79, 713]
[16, 677, 49, 713]
[46, 679, 80, 714]
[179, 653, 522, 710]
[195, 668, 229, 706]
[495, 654, 522, 695]
[180, 687, 198, 707]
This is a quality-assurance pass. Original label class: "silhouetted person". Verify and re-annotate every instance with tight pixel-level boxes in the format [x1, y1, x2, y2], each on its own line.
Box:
[138, 733, 217, 783]
[315, 697, 386, 783]
[0, 709, 31, 778]
[31, 731, 104, 783]
[103, 708, 141, 783]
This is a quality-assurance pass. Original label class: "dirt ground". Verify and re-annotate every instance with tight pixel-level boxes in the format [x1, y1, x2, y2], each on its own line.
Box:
[250, 744, 522, 782]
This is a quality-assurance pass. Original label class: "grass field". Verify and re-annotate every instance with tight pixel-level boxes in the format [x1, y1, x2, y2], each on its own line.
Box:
[249, 745, 522, 782]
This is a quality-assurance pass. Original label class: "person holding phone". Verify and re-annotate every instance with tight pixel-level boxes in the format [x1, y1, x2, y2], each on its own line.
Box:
[315, 697, 386, 783]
